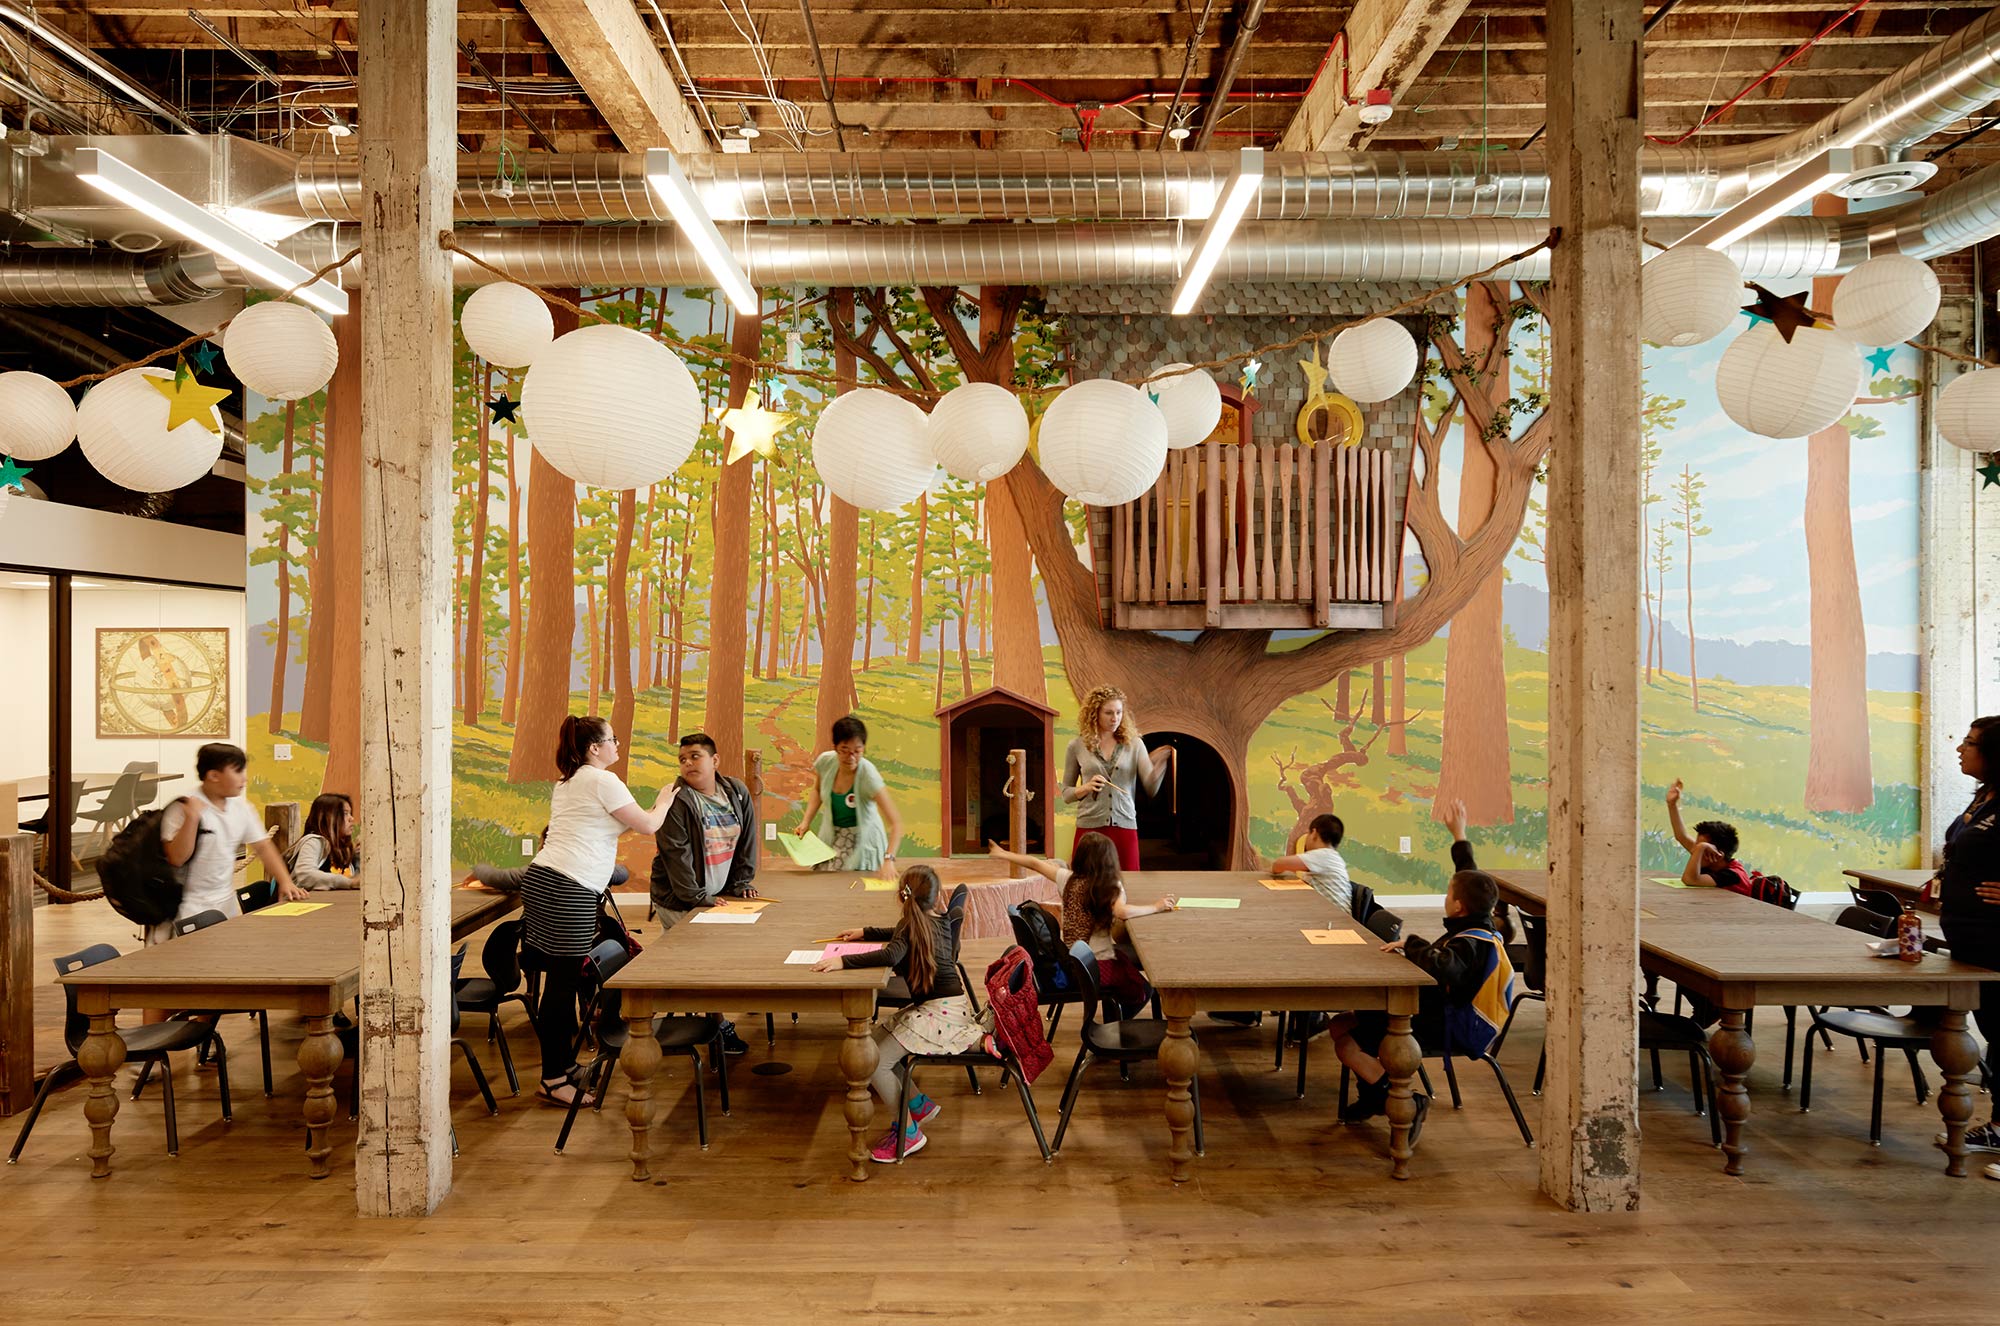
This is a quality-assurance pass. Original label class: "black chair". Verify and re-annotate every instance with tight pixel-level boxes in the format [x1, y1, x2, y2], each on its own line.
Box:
[1492, 912, 1546, 1067]
[10, 944, 230, 1163]
[1008, 902, 1087, 1040]
[1276, 893, 1402, 1071]
[1294, 909, 1431, 1100]
[889, 958, 1053, 1164]
[453, 920, 533, 1095]
[236, 879, 276, 914]
[1638, 1008, 1723, 1146]
[151, 909, 274, 1097]
[1849, 885, 1906, 919]
[877, 887, 983, 1093]
[450, 948, 500, 1119]
[1051, 944, 1203, 1156]
[555, 939, 731, 1154]
[1798, 907, 1935, 1144]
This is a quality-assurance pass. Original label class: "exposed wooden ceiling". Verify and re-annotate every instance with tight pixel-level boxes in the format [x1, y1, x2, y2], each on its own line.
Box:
[4, 2, 1997, 179]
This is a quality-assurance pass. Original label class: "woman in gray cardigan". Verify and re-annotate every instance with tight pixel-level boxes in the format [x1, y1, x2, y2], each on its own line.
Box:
[1061, 684, 1173, 871]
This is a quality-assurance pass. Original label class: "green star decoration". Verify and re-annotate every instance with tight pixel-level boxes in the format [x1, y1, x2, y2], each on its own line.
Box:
[1865, 346, 1895, 374]
[486, 395, 521, 424]
[189, 341, 219, 375]
[0, 455, 32, 491]
[1979, 458, 2000, 489]
[1240, 357, 1263, 397]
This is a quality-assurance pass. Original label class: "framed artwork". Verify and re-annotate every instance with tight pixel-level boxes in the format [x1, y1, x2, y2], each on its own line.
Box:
[95, 628, 230, 739]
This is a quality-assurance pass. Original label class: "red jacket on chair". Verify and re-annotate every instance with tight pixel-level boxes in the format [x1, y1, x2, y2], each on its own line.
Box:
[984, 946, 1054, 1085]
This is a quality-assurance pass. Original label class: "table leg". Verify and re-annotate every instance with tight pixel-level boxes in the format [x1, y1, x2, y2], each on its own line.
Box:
[1382, 1012, 1421, 1181]
[622, 1012, 663, 1182]
[78, 1012, 127, 1179]
[839, 993, 879, 1182]
[1160, 990, 1198, 1183]
[298, 1013, 343, 1179]
[1711, 1007, 1755, 1175]
[1931, 1008, 1981, 1178]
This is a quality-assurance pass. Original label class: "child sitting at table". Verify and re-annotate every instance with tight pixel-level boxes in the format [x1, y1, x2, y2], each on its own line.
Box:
[1316, 800, 1516, 1137]
[1267, 813, 1352, 910]
[1665, 778, 1756, 892]
[986, 836, 1177, 1013]
[815, 865, 990, 1162]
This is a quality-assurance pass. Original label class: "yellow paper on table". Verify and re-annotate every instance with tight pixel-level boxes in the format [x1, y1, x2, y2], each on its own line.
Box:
[710, 898, 771, 914]
[255, 902, 330, 917]
[858, 878, 897, 892]
[1301, 928, 1364, 945]
[1261, 879, 1312, 890]
[776, 831, 838, 867]
[1649, 876, 1693, 889]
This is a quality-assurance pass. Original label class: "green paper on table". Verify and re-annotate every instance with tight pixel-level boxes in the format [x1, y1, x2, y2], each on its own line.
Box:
[776, 830, 838, 867]
[1648, 876, 1692, 888]
[1175, 897, 1241, 909]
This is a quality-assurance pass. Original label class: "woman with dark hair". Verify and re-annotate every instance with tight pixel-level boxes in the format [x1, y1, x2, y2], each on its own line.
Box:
[795, 713, 905, 873]
[521, 715, 674, 1107]
[1930, 716, 2000, 1169]
[1061, 684, 1173, 871]
[286, 792, 358, 890]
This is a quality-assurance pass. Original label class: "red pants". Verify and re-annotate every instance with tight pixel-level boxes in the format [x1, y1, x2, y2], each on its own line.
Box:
[1075, 825, 1140, 872]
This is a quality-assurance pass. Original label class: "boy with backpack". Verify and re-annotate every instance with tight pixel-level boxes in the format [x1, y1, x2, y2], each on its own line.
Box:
[1665, 778, 1792, 904]
[154, 743, 305, 936]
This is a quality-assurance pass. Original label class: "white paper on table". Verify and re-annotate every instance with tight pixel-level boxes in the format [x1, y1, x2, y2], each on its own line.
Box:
[784, 949, 822, 964]
[689, 910, 761, 924]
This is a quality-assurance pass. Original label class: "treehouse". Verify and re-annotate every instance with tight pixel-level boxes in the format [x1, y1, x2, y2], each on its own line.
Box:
[1086, 383, 1411, 633]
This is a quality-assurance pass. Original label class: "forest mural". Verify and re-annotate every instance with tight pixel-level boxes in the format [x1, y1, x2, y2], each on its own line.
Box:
[241, 275, 1923, 893]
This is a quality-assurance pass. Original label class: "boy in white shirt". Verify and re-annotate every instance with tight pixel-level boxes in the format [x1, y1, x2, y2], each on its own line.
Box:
[1268, 813, 1353, 911]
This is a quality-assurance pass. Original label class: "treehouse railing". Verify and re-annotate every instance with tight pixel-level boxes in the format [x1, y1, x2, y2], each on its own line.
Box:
[1107, 441, 1399, 631]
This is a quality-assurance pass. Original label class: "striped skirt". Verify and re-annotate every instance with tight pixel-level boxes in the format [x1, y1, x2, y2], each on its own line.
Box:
[520, 862, 603, 959]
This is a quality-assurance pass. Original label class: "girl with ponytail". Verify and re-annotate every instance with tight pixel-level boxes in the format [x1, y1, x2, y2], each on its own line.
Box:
[522, 715, 676, 1106]
[817, 864, 990, 1161]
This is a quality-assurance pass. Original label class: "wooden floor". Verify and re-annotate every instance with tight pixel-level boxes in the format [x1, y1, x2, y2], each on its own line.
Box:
[6, 897, 1999, 1323]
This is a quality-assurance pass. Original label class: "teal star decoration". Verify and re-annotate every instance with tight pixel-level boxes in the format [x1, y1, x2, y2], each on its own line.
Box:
[0, 454, 32, 492]
[1865, 346, 1895, 374]
[1979, 458, 2000, 489]
[486, 395, 521, 424]
[1240, 357, 1263, 396]
[1147, 386, 1161, 405]
[1741, 283, 1818, 343]
[189, 340, 219, 375]
[1742, 311, 1770, 329]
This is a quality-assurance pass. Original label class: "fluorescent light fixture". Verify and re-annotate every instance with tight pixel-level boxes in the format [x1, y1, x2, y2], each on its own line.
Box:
[1171, 146, 1263, 316]
[644, 149, 759, 316]
[1668, 147, 1858, 257]
[69, 147, 348, 315]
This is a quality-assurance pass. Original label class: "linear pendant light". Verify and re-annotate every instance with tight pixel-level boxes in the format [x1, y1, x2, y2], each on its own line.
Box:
[1666, 147, 1859, 256]
[69, 146, 349, 315]
[1171, 146, 1264, 316]
[643, 148, 759, 315]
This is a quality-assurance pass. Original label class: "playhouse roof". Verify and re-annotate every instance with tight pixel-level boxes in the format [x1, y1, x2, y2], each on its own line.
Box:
[934, 684, 1060, 722]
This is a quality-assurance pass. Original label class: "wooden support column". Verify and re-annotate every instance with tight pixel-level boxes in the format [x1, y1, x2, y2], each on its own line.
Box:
[354, 0, 455, 1216]
[1540, 0, 1643, 1212]
[0, 833, 31, 1116]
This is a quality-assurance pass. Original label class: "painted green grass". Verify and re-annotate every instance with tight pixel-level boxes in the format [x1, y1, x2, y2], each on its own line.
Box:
[250, 641, 1919, 892]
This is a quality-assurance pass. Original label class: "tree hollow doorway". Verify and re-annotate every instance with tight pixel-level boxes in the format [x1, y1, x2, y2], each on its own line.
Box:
[1135, 731, 1234, 870]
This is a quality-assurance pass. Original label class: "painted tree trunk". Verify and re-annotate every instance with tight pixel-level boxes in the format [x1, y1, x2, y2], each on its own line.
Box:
[1389, 653, 1408, 756]
[1682, 468, 1700, 714]
[1642, 532, 1657, 686]
[636, 485, 655, 699]
[585, 582, 601, 718]
[862, 517, 877, 672]
[609, 490, 636, 782]
[1371, 661, 1386, 725]
[501, 410, 523, 727]
[1335, 671, 1351, 720]
[505, 297, 581, 784]
[320, 303, 364, 797]
[1435, 281, 1516, 826]
[752, 464, 771, 681]
[906, 494, 929, 663]
[464, 363, 492, 726]
[704, 310, 763, 777]
[268, 400, 296, 735]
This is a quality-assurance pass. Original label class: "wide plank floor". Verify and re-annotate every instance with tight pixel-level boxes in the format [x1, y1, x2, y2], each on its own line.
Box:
[5, 897, 1998, 1323]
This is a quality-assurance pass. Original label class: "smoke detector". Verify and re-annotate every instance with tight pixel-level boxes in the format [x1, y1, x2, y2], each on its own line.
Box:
[1832, 159, 1938, 200]
[737, 108, 760, 140]
[1358, 89, 1394, 126]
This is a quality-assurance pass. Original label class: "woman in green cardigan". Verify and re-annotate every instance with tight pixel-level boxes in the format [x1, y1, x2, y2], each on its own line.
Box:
[795, 714, 906, 873]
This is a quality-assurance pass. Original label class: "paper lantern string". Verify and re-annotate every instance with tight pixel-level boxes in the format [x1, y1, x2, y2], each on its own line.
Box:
[188, 341, 220, 375]
[486, 394, 521, 424]
[0, 455, 32, 491]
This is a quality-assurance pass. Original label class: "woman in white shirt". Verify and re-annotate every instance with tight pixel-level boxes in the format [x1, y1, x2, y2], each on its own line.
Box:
[523, 715, 675, 1106]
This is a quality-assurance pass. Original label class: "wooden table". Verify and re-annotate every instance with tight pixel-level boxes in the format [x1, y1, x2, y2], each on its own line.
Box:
[57, 887, 519, 1179]
[1491, 869, 1990, 1177]
[1843, 867, 1938, 914]
[12, 772, 181, 804]
[610, 888, 892, 1182]
[1124, 872, 1435, 1183]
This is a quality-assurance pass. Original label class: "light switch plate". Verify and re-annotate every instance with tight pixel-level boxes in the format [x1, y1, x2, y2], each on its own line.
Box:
[765, 822, 777, 840]
[1399, 836, 1412, 854]
[274, 743, 292, 761]
[521, 837, 535, 857]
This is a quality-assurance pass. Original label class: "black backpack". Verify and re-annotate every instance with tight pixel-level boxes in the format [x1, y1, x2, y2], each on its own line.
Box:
[99, 807, 183, 926]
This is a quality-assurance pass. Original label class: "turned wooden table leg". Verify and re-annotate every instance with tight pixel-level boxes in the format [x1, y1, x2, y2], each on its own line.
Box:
[1382, 1011, 1422, 1181]
[840, 992, 879, 1182]
[1160, 990, 1198, 1183]
[1710, 1007, 1755, 1175]
[1931, 1006, 1981, 1178]
[622, 1011, 663, 1182]
[298, 1013, 343, 1179]
[78, 1009, 127, 1179]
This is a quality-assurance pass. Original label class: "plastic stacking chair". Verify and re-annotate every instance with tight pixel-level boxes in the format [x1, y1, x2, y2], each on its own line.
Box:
[1051, 944, 1203, 1157]
[122, 761, 162, 814]
[150, 909, 274, 1097]
[453, 920, 532, 1095]
[450, 949, 500, 1118]
[1638, 1008, 1724, 1146]
[1007, 903, 1086, 1040]
[1294, 909, 1434, 1102]
[889, 959, 1052, 1164]
[10, 944, 230, 1163]
[72, 772, 143, 855]
[1798, 907, 1937, 1145]
[554, 940, 731, 1154]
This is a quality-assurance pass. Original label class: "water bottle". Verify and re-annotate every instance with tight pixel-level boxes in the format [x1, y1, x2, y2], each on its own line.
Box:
[1897, 905, 1925, 963]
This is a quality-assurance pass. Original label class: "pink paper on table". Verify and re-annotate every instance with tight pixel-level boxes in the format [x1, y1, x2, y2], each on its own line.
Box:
[822, 942, 885, 961]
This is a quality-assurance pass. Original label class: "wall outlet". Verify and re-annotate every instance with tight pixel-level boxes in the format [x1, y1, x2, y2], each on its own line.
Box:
[520, 837, 535, 858]
[1398, 836, 1412, 854]
[274, 743, 292, 761]
[765, 822, 778, 840]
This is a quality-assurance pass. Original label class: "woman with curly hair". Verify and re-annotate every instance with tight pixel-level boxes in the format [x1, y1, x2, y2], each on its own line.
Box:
[1060, 683, 1173, 871]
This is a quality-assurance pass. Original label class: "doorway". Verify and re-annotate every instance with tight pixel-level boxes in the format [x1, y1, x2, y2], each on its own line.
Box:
[1135, 731, 1233, 870]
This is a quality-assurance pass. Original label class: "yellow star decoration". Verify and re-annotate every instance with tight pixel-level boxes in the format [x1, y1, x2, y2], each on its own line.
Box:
[1298, 340, 1329, 400]
[146, 367, 229, 434]
[718, 402, 793, 465]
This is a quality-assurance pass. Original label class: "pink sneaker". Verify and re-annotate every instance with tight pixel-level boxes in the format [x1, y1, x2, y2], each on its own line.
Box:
[910, 1098, 942, 1127]
[870, 1127, 927, 1163]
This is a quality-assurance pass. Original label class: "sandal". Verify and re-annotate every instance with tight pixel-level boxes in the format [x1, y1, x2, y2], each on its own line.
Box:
[538, 1077, 596, 1109]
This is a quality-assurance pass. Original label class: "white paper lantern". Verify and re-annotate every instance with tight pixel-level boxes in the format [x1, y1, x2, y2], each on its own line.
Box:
[1148, 362, 1223, 449]
[222, 301, 338, 402]
[928, 382, 1028, 483]
[813, 388, 936, 511]
[1937, 369, 2000, 452]
[1714, 324, 1866, 439]
[75, 368, 225, 492]
[461, 282, 555, 368]
[1037, 379, 1169, 507]
[0, 371, 77, 460]
[520, 324, 701, 489]
[1328, 319, 1419, 404]
[1831, 254, 1940, 348]
[1640, 246, 1745, 348]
